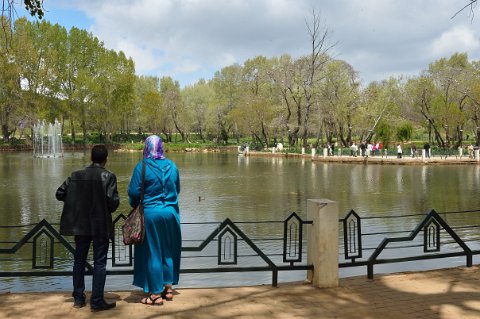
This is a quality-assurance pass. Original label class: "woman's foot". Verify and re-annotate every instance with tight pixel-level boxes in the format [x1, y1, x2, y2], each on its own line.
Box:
[161, 287, 174, 301]
[141, 295, 163, 306]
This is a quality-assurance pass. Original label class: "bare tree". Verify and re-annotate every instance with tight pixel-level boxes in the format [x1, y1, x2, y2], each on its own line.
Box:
[452, 0, 478, 19]
[300, 9, 333, 148]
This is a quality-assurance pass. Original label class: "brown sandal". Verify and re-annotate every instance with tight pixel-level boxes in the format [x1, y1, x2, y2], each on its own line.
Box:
[141, 295, 163, 306]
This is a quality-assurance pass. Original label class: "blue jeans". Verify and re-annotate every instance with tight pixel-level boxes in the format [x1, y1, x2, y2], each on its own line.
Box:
[73, 235, 109, 306]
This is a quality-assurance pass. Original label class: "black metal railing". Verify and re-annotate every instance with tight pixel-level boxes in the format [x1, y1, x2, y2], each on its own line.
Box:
[0, 212, 312, 287]
[339, 209, 480, 278]
[2, 207, 480, 287]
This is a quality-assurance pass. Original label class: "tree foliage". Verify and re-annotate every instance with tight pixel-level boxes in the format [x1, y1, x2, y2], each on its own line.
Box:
[1, 14, 480, 152]
[396, 122, 413, 142]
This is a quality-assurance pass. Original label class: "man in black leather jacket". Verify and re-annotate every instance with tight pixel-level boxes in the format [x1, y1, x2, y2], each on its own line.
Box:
[56, 144, 120, 312]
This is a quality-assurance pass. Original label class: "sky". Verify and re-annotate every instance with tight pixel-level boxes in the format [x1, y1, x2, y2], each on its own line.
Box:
[16, 0, 480, 87]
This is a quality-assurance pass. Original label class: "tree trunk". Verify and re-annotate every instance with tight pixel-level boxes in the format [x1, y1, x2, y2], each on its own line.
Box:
[2, 124, 10, 142]
[70, 119, 75, 145]
[261, 121, 269, 148]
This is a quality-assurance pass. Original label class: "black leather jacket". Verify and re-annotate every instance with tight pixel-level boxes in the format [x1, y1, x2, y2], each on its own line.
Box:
[56, 163, 120, 240]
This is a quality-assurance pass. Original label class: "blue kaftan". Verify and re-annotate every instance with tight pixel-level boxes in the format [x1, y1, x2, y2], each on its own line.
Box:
[128, 158, 181, 294]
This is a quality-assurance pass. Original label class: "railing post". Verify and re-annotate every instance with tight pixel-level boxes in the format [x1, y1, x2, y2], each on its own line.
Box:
[307, 199, 339, 288]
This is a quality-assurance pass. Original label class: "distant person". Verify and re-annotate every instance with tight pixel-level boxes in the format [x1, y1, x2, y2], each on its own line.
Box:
[424, 142, 431, 158]
[128, 135, 181, 306]
[56, 145, 119, 312]
[468, 144, 474, 158]
[240, 142, 247, 152]
[360, 142, 366, 156]
[397, 144, 403, 158]
[411, 144, 417, 158]
[350, 142, 358, 157]
[367, 143, 373, 157]
[276, 142, 283, 152]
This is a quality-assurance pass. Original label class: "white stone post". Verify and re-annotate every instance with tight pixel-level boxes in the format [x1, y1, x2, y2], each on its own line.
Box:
[422, 149, 426, 160]
[301, 147, 305, 155]
[272, 147, 276, 154]
[311, 148, 316, 157]
[476, 150, 479, 161]
[245, 146, 249, 154]
[323, 148, 328, 158]
[307, 199, 339, 288]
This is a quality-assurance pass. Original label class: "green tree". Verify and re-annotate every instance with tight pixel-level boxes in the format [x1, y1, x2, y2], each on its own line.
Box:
[234, 55, 278, 148]
[320, 59, 359, 147]
[270, 54, 302, 146]
[160, 76, 187, 142]
[56, 27, 101, 144]
[0, 18, 21, 141]
[466, 61, 480, 145]
[1, 0, 44, 49]
[211, 64, 242, 144]
[424, 53, 472, 147]
[90, 49, 135, 142]
[182, 79, 214, 142]
[134, 75, 161, 134]
[375, 120, 393, 148]
[396, 122, 413, 142]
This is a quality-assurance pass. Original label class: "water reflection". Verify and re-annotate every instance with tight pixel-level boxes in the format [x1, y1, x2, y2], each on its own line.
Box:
[395, 166, 404, 193]
[2, 152, 480, 291]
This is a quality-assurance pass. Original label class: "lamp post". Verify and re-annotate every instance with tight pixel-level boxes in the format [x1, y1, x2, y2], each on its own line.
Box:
[348, 125, 352, 145]
[444, 124, 448, 147]
[426, 119, 431, 143]
[475, 126, 480, 146]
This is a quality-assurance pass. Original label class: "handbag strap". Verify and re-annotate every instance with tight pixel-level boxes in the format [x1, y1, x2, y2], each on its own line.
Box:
[140, 160, 146, 205]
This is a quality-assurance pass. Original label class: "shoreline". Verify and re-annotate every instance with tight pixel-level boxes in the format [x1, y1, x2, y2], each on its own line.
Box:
[246, 151, 479, 165]
[2, 143, 478, 165]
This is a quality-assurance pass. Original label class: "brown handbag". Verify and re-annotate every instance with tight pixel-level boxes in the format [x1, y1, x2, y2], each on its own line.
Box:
[122, 160, 146, 245]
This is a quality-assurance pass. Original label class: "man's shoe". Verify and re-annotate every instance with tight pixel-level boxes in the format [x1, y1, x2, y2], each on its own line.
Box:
[73, 299, 86, 308]
[90, 301, 116, 312]
[73, 293, 86, 308]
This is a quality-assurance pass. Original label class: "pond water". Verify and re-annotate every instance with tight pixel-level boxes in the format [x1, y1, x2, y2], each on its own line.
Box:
[1, 150, 480, 292]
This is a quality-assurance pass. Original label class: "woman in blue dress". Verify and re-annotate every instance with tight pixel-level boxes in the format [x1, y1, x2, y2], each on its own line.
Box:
[128, 135, 181, 305]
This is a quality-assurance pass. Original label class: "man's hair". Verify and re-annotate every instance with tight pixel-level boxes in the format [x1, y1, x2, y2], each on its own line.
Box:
[91, 144, 108, 163]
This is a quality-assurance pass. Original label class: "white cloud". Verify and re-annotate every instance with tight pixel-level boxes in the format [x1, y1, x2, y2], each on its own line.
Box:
[431, 25, 480, 57]
[115, 40, 163, 75]
[47, 0, 480, 86]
